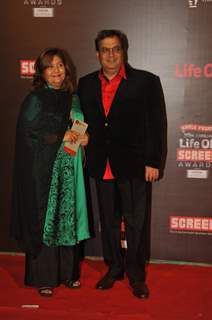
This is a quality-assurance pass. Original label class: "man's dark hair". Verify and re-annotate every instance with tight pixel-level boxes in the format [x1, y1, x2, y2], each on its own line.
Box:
[95, 29, 129, 62]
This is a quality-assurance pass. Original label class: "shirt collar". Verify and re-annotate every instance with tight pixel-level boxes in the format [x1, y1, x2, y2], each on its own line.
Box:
[98, 63, 127, 81]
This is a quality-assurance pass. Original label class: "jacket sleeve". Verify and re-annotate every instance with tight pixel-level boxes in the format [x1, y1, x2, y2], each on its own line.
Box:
[144, 76, 167, 169]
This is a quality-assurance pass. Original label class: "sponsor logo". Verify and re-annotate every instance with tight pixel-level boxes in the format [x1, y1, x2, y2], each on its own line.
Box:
[175, 64, 212, 79]
[33, 7, 54, 17]
[170, 216, 212, 234]
[176, 124, 212, 176]
[186, 170, 208, 179]
[20, 60, 35, 79]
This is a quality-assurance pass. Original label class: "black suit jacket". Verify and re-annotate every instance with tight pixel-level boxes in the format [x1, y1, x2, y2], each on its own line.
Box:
[78, 65, 166, 180]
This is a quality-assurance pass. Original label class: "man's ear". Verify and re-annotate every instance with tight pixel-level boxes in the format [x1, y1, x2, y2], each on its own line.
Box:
[96, 51, 100, 60]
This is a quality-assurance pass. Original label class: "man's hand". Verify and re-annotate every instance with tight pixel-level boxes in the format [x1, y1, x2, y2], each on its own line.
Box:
[145, 166, 159, 182]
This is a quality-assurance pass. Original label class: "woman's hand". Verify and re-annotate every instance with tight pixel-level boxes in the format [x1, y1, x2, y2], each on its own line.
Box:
[63, 129, 79, 143]
[78, 133, 89, 146]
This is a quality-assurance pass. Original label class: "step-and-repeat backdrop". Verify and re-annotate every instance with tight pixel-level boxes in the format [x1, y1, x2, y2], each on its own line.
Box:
[1, 0, 211, 263]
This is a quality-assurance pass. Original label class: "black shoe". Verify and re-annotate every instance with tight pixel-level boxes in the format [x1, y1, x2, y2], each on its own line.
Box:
[38, 287, 53, 297]
[130, 281, 149, 299]
[96, 273, 124, 290]
[64, 279, 81, 289]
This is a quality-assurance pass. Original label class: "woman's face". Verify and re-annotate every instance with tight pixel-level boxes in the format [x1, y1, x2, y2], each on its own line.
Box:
[43, 55, 66, 89]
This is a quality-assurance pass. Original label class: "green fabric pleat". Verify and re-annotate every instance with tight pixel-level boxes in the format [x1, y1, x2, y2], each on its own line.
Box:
[43, 95, 90, 246]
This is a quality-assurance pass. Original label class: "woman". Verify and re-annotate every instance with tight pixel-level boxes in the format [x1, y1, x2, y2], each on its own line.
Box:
[11, 48, 90, 297]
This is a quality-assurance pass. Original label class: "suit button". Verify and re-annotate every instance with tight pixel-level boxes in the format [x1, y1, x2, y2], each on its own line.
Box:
[104, 122, 108, 127]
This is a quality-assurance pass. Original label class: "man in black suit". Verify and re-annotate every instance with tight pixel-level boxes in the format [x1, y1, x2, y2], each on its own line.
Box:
[78, 30, 166, 299]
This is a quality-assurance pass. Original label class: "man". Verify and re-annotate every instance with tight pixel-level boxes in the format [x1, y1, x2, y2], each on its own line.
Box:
[78, 30, 166, 299]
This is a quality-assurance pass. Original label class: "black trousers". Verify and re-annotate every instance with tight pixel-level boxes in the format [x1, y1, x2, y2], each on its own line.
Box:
[25, 244, 80, 288]
[95, 178, 147, 283]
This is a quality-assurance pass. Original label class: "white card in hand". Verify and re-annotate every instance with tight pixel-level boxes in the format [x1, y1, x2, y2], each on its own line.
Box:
[71, 119, 88, 135]
[64, 119, 88, 156]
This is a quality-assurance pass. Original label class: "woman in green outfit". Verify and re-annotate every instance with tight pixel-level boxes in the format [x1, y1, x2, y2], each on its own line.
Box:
[11, 48, 90, 297]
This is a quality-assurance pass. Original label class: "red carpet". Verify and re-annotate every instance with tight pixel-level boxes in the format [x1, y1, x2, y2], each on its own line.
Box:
[0, 254, 211, 319]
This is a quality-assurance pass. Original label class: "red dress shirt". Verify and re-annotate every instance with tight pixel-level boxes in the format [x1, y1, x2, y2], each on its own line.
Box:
[99, 64, 127, 179]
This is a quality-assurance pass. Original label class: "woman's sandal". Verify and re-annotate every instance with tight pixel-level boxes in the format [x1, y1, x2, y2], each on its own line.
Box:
[38, 287, 53, 297]
[64, 279, 81, 289]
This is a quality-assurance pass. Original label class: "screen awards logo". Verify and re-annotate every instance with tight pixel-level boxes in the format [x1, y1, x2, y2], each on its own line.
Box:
[176, 124, 212, 179]
[23, 0, 62, 5]
[23, 0, 63, 17]
[170, 215, 212, 235]
[20, 60, 35, 79]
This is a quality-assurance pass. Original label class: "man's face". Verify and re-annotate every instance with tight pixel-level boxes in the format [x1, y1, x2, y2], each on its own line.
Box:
[96, 36, 124, 76]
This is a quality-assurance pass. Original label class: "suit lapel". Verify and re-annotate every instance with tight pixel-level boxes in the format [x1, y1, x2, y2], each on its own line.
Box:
[107, 77, 128, 119]
[94, 75, 105, 117]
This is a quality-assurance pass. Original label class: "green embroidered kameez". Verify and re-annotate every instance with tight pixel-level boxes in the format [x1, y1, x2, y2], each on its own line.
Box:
[43, 95, 90, 246]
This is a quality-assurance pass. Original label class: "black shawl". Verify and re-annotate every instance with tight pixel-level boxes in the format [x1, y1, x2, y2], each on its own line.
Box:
[11, 87, 72, 256]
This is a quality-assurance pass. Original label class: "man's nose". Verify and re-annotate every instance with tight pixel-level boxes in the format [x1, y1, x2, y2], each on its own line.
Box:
[108, 48, 115, 56]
